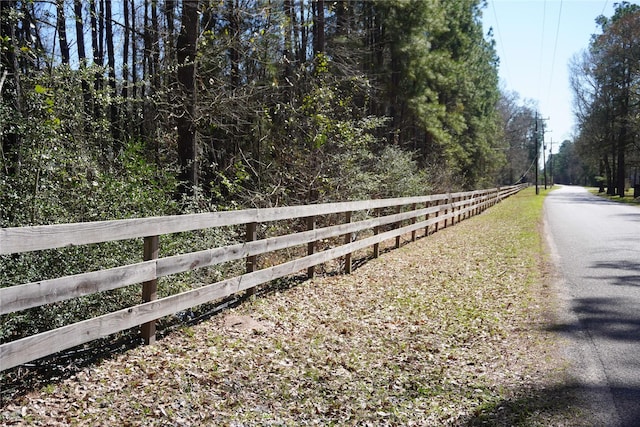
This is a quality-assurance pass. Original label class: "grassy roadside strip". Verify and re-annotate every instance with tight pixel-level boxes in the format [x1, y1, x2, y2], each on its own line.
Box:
[1, 187, 582, 426]
[588, 186, 640, 205]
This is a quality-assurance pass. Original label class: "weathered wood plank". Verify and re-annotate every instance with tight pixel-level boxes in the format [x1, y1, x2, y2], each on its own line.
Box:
[0, 188, 506, 255]
[154, 205, 442, 278]
[0, 261, 157, 315]
[0, 195, 456, 255]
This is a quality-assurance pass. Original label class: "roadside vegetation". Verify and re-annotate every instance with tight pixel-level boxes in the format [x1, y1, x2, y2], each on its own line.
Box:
[1, 187, 590, 426]
[589, 187, 640, 205]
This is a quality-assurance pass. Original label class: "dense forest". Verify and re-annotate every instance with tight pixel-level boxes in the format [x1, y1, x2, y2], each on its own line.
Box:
[569, 1, 640, 194]
[0, 0, 540, 229]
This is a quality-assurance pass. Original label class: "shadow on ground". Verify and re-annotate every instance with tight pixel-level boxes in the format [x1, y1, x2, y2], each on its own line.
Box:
[461, 293, 640, 426]
[459, 382, 586, 426]
[549, 187, 618, 205]
[588, 260, 640, 288]
[460, 382, 640, 427]
[544, 296, 640, 427]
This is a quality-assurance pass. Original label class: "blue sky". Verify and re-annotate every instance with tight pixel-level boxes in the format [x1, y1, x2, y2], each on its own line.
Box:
[481, 0, 631, 151]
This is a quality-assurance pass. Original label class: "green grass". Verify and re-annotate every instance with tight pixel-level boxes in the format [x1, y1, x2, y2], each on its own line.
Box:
[588, 186, 640, 204]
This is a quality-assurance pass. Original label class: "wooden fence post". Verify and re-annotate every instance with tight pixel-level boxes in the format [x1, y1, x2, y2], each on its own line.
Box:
[245, 222, 257, 296]
[465, 195, 470, 220]
[451, 196, 457, 226]
[451, 196, 457, 227]
[307, 216, 316, 279]
[434, 200, 440, 233]
[373, 208, 381, 258]
[141, 235, 159, 345]
[411, 203, 417, 242]
[443, 197, 449, 229]
[343, 211, 352, 274]
[452, 196, 458, 226]
[424, 201, 431, 236]
[395, 205, 402, 249]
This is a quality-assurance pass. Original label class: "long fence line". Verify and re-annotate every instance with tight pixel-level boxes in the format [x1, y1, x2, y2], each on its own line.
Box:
[0, 184, 527, 371]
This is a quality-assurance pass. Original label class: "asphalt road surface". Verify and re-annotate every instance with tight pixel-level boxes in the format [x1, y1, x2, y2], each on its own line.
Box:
[545, 185, 640, 426]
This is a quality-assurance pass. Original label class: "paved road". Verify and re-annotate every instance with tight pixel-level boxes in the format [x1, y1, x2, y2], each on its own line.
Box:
[545, 185, 640, 426]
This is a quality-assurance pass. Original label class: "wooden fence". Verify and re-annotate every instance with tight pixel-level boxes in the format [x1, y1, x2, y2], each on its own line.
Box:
[0, 184, 527, 371]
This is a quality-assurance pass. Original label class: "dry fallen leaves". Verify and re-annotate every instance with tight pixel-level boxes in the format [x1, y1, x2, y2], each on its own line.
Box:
[1, 190, 584, 426]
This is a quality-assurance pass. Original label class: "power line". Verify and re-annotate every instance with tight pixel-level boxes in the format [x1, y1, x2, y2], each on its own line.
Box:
[537, 0, 547, 101]
[546, 0, 563, 107]
[594, 1, 609, 33]
[490, 0, 512, 84]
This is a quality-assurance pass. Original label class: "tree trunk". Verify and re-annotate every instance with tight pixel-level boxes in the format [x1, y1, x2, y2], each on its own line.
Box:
[89, 0, 103, 120]
[299, 1, 307, 63]
[130, 0, 137, 99]
[105, 0, 119, 144]
[164, 0, 176, 64]
[151, 0, 160, 90]
[0, 0, 22, 178]
[227, 0, 240, 88]
[121, 0, 129, 100]
[74, 0, 92, 120]
[606, 151, 615, 195]
[599, 158, 606, 193]
[90, 0, 100, 66]
[56, 0, 70, 64]
[283, 0, 293, 79]
[142, 0, 155, 142]
[335, 0, 350, 36]
[176, 0, 199, 195]
[98, 0, 104, 66]
[617, 126, 626, 196]
[74, 0, 87, 64]
[312, 0, 325, 55]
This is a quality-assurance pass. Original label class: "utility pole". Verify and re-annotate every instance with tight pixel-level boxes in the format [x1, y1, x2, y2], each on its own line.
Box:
[549, 139, 554, 187]
[535, 112, 539, 195]
[542, 124, 551, 190]
[534, 113, 550, 195]
[543, 125, 547, 190]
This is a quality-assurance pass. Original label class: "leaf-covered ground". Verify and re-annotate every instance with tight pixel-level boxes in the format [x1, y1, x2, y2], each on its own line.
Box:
[2, 189, 588, 425]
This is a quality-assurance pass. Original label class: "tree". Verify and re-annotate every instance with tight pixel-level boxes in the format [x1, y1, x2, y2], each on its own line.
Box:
[312, 0, 325, 55]
[0, 0, 507, 216]
[497, 91, 537, 185]
[1, 0, 24, 178]
[56, 0, 70, 64]
[573, 2, 640, 195]
[176, 0, 199, 195]
[552, 140, 592, 186]
[105, 0, 118, 142]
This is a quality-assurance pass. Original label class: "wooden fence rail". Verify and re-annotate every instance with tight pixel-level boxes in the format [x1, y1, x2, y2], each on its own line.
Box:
[0, 184, 527, 371]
